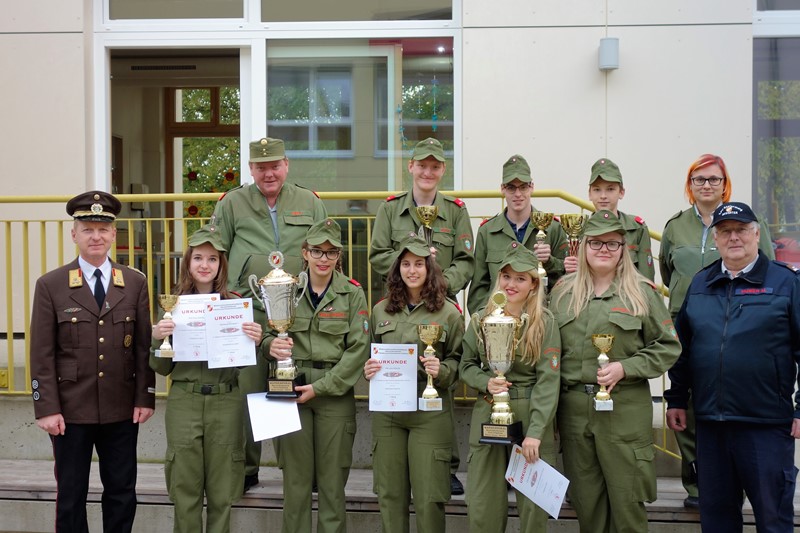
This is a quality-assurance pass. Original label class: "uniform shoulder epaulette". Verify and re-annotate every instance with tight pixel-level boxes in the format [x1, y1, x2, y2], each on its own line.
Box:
[231, 290, 242, 298]
[664, 210, 683, 226]
[775, 261, 800, 273]
[126, 265, 146, 277]
[634, 216, 646, 225]
[218, 183, 245, 201]
[552, 215, 561, 223]
[442, 195, 466, 208]
[445, 297, 463, 314]
[479, 217, 491, 227]
[348, 278, 362, 287]
[386, 191, 407, 202]
[293, 183, 321, 198]
[642, 279, 658, 290]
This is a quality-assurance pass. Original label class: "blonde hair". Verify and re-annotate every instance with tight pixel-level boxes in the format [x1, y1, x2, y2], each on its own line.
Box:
[482, 267, 546, 365]
[554, 235, 650, 318]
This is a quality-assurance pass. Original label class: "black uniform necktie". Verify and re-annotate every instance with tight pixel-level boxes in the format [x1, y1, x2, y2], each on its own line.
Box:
[93, 269, 105, 310]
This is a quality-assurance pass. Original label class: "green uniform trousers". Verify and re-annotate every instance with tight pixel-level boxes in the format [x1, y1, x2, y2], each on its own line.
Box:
[241, 308, 268, 476]
[164, 383, 244, 533]
[372, 393, 454, 533]
[274, 393, 356, 533]
[466, 397, 556, 533]
[558, 382, 656, 533]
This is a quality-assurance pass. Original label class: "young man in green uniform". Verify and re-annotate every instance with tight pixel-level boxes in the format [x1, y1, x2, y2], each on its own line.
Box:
[565, 158, 655, 280]
[369, 137, 473, 494]
[468, 154, 569, 314]
[211, 137, 328, 491]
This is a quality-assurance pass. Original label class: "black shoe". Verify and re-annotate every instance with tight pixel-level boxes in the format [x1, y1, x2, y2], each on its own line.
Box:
[450, 474, 464, 496]
[683, 496, 699, 508]
[243, 474, 259, 493]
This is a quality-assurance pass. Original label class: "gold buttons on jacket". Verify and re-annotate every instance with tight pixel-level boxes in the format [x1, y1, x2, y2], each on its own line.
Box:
[99, 337, 104, 343]
[71, 317, 77, 323]
[99, 320, 104, 326]
[99, 355, 104, 361]
[98, 372, 104, 378]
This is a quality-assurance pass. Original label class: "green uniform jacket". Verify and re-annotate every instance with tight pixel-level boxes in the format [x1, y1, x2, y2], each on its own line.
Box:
[468, 208, 569, 314]
[618, 211, 655, 281]
[370, 298, 464, 391]
[212, 182, 328, 312]
[261, 271, 370, 396]
[369, 192, 475, 294]
[660, 206, 775, 316]
[459, 309, 561, 440]
[550, 279, 680, 388]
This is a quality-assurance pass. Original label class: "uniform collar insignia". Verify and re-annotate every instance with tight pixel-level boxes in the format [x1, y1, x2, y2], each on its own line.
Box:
[112, 268, 125, 287]
[69, 269, 83, 288]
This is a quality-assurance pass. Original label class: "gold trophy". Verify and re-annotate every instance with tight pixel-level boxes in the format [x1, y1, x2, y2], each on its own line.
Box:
[530, 211, 554, 288]
[591, 334, 615, 411]
[559, 213, 589, 257]
[416, 205, 439, 246]
[417, 324, 444, 411]
[478, 292, 526, 445]
[155, 294, 179, 358]
[249, 251, 308, 398]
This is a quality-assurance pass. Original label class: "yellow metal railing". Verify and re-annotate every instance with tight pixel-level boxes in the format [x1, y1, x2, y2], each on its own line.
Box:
[0, 190, 677, 459]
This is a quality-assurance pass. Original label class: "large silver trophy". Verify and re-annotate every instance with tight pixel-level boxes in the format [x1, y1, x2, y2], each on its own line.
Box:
[249, 251, 308, 398]
[477, 291, 526, 445]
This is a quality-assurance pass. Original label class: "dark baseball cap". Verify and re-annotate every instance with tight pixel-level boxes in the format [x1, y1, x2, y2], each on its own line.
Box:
[709, 202, 759, 228]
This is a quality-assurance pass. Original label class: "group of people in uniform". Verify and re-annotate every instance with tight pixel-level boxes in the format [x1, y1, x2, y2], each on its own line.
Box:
[29, 137, 800, 533]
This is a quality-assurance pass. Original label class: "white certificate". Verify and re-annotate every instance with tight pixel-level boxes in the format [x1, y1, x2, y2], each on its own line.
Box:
[368, 343, 417, 412]
[171, 293, 220, 362]
[505, 445, 570, 519]
[246, 393, 301, 441]
[204, 298, 257, 369]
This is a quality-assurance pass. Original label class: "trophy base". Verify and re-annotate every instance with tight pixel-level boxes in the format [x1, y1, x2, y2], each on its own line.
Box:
[266, 373, 307, 399]
[155, 349, 174, 358]
[418, 397, 443, 411]
[479, 421, 523, 445]
[594, 398, 614, 411]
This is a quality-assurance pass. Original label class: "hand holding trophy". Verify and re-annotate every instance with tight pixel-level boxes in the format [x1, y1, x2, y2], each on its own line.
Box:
[156, 294, 179, 358]
[418, 324, 444, 411]
[249, 251, 308, 398]
[591, 334, 615, 411]
[559, 213, 588, 258]
[478, 291, 526, 445]
[530, 211, 554, 289]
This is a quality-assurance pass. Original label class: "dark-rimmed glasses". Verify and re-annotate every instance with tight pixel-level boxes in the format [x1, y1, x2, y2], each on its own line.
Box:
[586, 239, 625, 252]
[690, 176, 724, 187]
[307, 248, 341, 260]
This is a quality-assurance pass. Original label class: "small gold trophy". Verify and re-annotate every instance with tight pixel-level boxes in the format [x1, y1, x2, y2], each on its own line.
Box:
[559, 213, 589, 258]
[478, 292, 526, 445]
[416, 205, 439, 247]
[156, 294, 179, 358]
[591, 334, 615, 411]
[249, 251, 308, 398]
[418, 324, 444, 411]
[530, 211, 554, 288]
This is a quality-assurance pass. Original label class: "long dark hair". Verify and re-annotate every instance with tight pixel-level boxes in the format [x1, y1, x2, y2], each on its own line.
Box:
[384, 250, 447, 314]
[174, 243, 234, 298]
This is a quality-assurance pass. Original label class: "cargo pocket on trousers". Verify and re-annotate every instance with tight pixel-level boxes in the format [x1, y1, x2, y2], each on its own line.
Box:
[631, 443, 656, 502]
[339, 420, 357, 468]
[164, 448, 177, 503]
[231, 449, 245, 500]
[778, 466, 799, 517]
[429, 447, 452, 503]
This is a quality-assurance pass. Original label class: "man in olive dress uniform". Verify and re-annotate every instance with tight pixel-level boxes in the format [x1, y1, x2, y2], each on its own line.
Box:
[31, 191, 155, 533]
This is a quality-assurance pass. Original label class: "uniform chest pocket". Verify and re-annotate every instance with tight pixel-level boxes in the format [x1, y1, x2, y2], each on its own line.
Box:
[391, 229, 417, 245]
[373, 320, 397, 338]
[112, 308, 137, 349]
[283, 213, 315, 227]
[319, 319, 349, 336]
[57, 311, 92, 348]
[432, 229, 454, 247]
[290, 316, 311, 333]
[608, 311, 642, 332]
[486, 249, 506, 265]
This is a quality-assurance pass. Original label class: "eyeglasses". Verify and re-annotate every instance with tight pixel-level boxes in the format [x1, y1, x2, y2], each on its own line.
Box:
[503, 183, 532, 194]
[586, 239, 625, 252]
[715, 226, 755, 239]
[307, 248, 341, 260]
[690, 176, 724, 187]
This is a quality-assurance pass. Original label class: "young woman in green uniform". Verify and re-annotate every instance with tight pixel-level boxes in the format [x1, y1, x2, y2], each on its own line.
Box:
[459, 242, 561, 533]
[550, 211, 680, 533]
[150, 225, 263, 533]
[363, 235, 464, 533]
[263, 218, 369, 533]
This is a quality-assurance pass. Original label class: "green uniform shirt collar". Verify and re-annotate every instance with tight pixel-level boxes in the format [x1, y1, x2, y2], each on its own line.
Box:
[399, 192, 450, 222]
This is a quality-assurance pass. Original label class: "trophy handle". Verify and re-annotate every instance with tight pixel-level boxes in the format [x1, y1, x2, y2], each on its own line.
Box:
[248, 274, 263, 304]
[294, 271, 309, 307]
[471, 313, 484, 347]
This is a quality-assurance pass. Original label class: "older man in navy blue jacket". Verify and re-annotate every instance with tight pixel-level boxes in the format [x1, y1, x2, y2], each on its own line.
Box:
[665, 201, 800, 533]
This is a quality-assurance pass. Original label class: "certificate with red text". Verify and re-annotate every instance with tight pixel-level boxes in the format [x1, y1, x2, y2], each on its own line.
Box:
[505, 445, 569, 519]
[171, 293, 220, 362]
[205, 298, 256, 369]
[368, 343, 417, 412]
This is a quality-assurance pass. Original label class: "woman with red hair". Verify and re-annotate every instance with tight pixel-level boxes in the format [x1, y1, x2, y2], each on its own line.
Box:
[660, 153, 774, 509]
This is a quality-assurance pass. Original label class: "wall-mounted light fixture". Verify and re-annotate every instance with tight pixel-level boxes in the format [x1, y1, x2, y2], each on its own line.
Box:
[599, 37, 619, 71]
